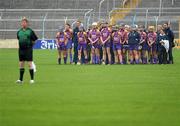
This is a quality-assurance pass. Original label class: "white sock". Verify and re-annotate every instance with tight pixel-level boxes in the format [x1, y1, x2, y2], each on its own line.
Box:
[32, 61, 36, 72]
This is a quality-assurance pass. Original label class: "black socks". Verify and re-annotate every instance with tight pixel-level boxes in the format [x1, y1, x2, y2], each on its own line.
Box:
[58, 58, 61, 64]
[19, 68, 25, 81]
[29, 69, 34, 80]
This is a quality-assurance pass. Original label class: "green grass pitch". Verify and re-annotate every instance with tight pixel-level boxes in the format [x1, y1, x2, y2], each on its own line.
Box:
[0, 49, 180, 126]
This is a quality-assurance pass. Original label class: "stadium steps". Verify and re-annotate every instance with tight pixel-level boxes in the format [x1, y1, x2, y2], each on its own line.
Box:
[110, 0, 141, 25]
[0, 0, 102, 10]
[1, 0, 180, 39]
[0, 0, 114, 39]
[117, 0, 180, 38]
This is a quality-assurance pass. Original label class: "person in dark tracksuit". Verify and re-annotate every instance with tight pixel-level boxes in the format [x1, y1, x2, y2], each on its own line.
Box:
[72, 21, 81, 64]
[128, 25, 140, 64]
[157, 29, 169, 64]
[16, 17, 38, 84]
[163, 22, 174, 64]
[73, 20, 85, 64]
[86, 26, 92, 63]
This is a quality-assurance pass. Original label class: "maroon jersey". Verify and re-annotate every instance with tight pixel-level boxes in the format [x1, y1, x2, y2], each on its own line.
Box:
[112, 31, 121, 43]
[65, 29, 72, 41]
[119, 29, 128, 44]
[140, 31, 147, 43]
[56, 32, 66, 43]
[147, 32, 157, 44]
[101, 27, 111, 41]
[77, 32, 86, 44]
[89, 29, 100, 43]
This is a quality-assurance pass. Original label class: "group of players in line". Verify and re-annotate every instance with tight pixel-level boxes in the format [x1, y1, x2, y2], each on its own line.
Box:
[56, 21, 174, 65]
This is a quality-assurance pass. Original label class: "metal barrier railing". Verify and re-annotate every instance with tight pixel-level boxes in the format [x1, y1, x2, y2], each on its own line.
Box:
[0, 0, 180, 39]
[0, 9, 94, 39]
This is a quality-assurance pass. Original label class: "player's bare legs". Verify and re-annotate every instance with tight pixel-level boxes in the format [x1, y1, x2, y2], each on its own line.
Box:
[78, 47, 82, 64]
[107, 47, 111, 64]
[122, 48, 127, 64]
[83, 49, 88, 64]
[68, 48, 73, 64]
[58, 50, 62, 64]
[63, 50, 67, 64]
[91, 48, 95, 64]
[129, 50, 134, 64]
[102, 47, 107, 64]
[114, 50, 118, 64]
[133, 50, 139, 64]
[95, 48, 100, 64]
[142, 50, 148, 64]
[117, 50, 123, 64]
[152, 51, 158, 64]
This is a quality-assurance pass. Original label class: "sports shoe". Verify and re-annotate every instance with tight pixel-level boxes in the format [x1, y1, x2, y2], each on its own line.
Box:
[16, 80, 23, 84]
[77, 62, 81, 65]
[102, 61, 105, 65]
[30, 80, 35, 84]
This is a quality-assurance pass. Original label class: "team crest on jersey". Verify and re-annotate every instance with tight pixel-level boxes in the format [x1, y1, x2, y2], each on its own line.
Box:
[59, 38, 65, 42]
[103, 32, 108, 37]
[114, 37, 119, 41]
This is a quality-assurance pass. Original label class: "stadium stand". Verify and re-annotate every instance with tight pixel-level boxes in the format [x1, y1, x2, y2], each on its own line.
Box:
[111, 0, 180, 38]
[0, 0, 180, 40]
[0, 0, 122, 39]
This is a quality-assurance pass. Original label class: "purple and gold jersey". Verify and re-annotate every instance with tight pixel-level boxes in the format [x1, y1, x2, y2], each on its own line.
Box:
[65, 29, 72, 41]
[56, 32, 66, 44]
[56, 32, 67, 50]
[89, 29, 100, 42]
[101, 27, 111, 41]
[147, 32, 157, 44]
[77, 32, 86, 44]
[140, 31, 147, 43]
[119, 29, 128, 44]
[112, 31, 121, 43]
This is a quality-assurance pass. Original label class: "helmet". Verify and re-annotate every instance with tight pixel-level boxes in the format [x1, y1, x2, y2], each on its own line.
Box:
[92, 22, 98, 26]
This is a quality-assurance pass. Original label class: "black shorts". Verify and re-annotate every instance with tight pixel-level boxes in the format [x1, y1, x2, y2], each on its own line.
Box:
[19, 48, 33, 61]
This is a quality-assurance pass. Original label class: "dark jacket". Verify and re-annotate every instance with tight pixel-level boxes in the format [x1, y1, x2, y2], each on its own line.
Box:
[164, 28, 174, 47]
[73, 27, 79, 47]
[157, 33, 168, 52]
[128, 31, 140, 45]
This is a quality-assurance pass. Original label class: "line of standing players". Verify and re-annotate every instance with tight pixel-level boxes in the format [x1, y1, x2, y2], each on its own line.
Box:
[56, 20, 174, 65]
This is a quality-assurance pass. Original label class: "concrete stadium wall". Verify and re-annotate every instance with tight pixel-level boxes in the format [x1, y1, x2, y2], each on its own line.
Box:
[0, 39, 18, 48]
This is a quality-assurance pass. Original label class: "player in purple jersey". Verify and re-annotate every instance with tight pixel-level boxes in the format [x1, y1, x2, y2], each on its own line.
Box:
[120, 24, 128, 64]
[88, 22, 101, 64]
[77, 26, 88, 65]
[65, 23, 73, 64]
[112, 25, 123, 64]
[147, 26, 158, 64]
[56, 27, 68, 64]
[138, 25, 148, 64]
[100, 22, 112, 65]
